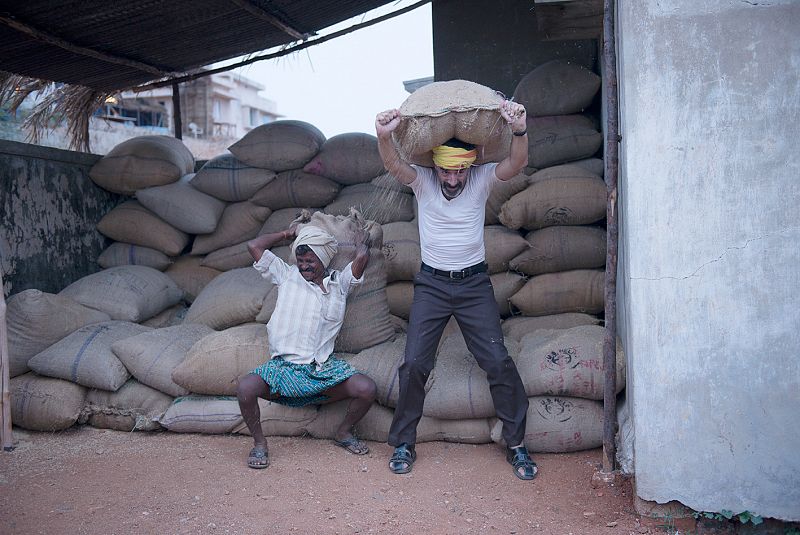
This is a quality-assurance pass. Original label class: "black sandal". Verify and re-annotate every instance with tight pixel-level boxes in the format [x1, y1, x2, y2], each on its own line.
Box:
[507, 445, 538, 480]
[389, 443, 416, 474]
[247, 446, 270, 469]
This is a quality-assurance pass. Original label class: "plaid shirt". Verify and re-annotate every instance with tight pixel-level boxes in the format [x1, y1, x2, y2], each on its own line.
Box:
[253, 251, 361, 366]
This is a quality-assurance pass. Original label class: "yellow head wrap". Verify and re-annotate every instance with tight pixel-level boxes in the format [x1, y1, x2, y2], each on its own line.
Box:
[431, 145, 477, 170]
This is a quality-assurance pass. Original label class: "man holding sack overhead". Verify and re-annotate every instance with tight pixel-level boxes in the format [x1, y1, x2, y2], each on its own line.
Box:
[375, 99, 538, 480]
[237, 223, 377, 469]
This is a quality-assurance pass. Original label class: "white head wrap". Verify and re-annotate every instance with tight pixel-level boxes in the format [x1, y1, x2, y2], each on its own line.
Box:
[292, 225, 338, 268]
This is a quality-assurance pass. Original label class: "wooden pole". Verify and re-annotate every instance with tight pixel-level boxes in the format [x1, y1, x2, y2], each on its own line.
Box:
[0, 271, 14, 451]
[172, 82, 182, 140]
[601, 0, 620, 474]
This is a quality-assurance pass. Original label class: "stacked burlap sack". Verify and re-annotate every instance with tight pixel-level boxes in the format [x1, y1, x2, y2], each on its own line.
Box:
[9, 65, 623, 454]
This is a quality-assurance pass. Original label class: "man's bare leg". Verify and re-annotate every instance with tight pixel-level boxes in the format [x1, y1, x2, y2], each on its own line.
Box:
[236, 374, 272, 468]
[322, 374, 377, 454]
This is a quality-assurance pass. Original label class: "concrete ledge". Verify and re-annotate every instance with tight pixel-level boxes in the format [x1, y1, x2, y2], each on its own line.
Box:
[0, 139, 101, 167]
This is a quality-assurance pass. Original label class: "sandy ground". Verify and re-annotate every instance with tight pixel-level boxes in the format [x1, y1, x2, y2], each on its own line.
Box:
[0, 426, 646, 535]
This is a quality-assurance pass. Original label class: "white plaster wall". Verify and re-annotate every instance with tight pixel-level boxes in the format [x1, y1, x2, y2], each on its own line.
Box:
[617, 0, 800, 520]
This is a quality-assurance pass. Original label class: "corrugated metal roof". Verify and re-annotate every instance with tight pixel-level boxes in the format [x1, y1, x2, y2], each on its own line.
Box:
[0, 0, 398, 91]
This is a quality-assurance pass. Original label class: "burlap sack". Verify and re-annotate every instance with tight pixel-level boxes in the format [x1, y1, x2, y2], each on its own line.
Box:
[566, 158, 604, 177]
[386, 281, 414, 320]
[509, 270, 604, 317]
[527, 115, 603, 168]
[201, 241, 253, 271]
[421, 333, 520, 420]
[515, 325, 625, 400]
[229, 120, 326, 171]
[303, 132, 385, 185]
[233, 399, 319, 437]
[157, 395, 243, 433]
[10, 373, 87, 431]
[297, 211, 393, 352]
[308, 401, 493, 444]
[510, 225, 606, 276]
[485, 173, 529, 225]
[502, 313, 600, 342]
[513, 60, 601, 117]
[172, 323, 270, 396]
[250, 169, 340, 210]
[89, 135, 194, 195]
[342, 335, 408, 409]
[491, 395, 603, 453]
[140, 303, 188, 328]
[97, 200, 190, 256]
[27, 321, 151, 391]
[498, 175, 606, 231]
[184, 267, 273, 330]
[191, 202, 271, 255]
[490, 271, 527, 317]
[60, 265, 183, 323]
[111, 323, 214, 397]
[528, 162, 601, 183]
[135, 174, 226, 234]
[389, 314, 408, 334]
[98, 242, 172, 271]
[381, 221, 421, 282]
[6, 290, 110, 378]
[255, 210, 315, 244]
[392, 80, 512, 167]
[190, 153, 276, 201]
[325, 183, 414, 225]
[165, 255, 221, 303]
[484, 225, 529, 274]
[83, 379, 174, 431]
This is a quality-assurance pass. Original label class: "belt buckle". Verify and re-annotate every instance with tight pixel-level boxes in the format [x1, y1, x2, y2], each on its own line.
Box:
[449, 269, 464, 280]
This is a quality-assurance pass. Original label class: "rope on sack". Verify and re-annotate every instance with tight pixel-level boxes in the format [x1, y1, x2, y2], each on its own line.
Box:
[78, 402, 160, 432]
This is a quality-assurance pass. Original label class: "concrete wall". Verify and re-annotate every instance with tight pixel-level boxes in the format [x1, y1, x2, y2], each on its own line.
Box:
[432, 0, 597, 96]
[617, 0, 800, 520]
[0, 140, 122, 297]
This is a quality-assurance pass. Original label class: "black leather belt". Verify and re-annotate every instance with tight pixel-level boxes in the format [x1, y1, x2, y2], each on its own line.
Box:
[421, 261, 487, 280]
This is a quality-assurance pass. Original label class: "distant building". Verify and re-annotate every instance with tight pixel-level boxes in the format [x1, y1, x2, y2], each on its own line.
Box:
[115, 72, 281, 139]
[403, 76, 434, 94]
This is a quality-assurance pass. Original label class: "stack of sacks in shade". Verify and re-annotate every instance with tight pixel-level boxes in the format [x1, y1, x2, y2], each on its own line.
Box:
[500, 60, 606, 324]
[7, 267, 186, 432]
[5, 123, 408, 437]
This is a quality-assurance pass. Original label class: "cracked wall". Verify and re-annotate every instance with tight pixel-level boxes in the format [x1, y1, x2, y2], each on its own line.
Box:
[617, 0, 800, 521]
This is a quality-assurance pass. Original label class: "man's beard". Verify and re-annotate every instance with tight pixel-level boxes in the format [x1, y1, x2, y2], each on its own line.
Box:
[441, 182, 464, 199]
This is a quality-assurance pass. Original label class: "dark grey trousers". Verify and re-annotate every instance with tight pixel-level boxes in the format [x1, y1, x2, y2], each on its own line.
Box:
[387, 270, 529, 448]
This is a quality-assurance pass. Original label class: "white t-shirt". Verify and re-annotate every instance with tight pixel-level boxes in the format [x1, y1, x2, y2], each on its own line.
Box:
[410, 163, 500, 271]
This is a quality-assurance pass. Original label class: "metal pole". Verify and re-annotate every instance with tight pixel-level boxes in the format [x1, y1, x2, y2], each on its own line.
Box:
[0, 271, 14, 451]
[601, 0, 620, 474]
[172, 82, 182, 140]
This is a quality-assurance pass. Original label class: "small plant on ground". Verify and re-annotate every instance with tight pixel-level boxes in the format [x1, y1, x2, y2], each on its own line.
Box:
[692, 509, 763, 526]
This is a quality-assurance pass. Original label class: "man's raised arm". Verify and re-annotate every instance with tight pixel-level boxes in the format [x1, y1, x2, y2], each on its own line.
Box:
[247, 227, 296, 262]
[350, 227, 371, 280]
[375, 109, 417, 185]
[494, 100, 529, 181]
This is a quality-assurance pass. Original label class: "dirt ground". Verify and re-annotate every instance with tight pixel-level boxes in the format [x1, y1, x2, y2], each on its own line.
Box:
[0, 426, 649, 535]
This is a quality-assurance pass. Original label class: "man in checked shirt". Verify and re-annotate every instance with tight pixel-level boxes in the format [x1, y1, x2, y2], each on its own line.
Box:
[236, 223, 376, 469]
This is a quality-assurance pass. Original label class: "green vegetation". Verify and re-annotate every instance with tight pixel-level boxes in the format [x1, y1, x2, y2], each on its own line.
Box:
[692, 509, 763, 525]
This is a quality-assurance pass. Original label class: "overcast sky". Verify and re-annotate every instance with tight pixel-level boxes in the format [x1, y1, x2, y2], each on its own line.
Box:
[225, 2, 433, 138]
